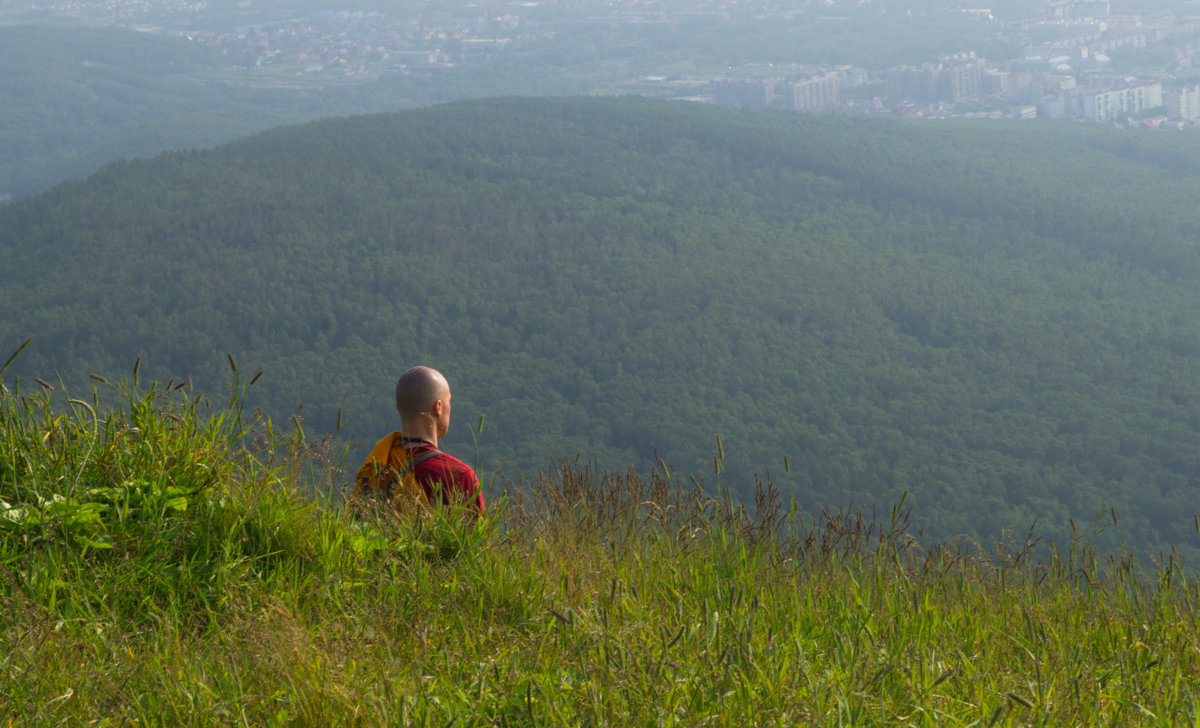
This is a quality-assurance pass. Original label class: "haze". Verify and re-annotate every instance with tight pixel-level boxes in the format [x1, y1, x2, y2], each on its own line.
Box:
[2, 0, 1198, 199]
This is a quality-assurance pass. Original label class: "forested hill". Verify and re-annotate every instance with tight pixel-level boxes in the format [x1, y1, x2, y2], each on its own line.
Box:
[4, 97, 1200, 558]
[0, 26, 399, 200]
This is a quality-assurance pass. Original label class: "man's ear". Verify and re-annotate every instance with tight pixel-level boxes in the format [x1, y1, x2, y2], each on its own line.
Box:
[429, 398, 445, 417]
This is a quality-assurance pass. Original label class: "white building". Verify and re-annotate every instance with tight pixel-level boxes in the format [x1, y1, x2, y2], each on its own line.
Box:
[779, 72, 840, 112]
[1077, 82, 1163, 121]
[1167, 85, 1200, 121]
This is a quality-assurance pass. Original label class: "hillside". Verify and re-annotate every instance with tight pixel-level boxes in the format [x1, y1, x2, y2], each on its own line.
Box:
[0, 22, 638, 200]
[4, 378, 1198, 725]
[4, 96, 1200, 557]
[0, 0, 1030, 200]
[0, 26, 404, 200]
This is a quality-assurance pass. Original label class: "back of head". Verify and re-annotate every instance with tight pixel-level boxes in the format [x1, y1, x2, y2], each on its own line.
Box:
[395, 366, 448, 423]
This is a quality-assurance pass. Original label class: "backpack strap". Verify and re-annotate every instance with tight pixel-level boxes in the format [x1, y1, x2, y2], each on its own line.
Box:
[382, 448, 442, 500]
[405, 447, 443, 471]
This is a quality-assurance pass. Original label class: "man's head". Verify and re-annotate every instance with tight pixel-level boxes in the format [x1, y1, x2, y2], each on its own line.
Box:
[395, 365, 452, 438]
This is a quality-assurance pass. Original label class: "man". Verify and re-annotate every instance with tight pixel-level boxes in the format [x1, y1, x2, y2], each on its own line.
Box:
[354, 365, 484, 515]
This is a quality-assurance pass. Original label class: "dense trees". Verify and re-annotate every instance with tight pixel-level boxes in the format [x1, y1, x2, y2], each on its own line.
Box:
[1, 0, 1031, 202]
[4, 97, 1200, 559]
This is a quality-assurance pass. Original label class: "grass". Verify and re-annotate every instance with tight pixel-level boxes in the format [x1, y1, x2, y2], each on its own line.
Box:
[3, 352, 1200, 726]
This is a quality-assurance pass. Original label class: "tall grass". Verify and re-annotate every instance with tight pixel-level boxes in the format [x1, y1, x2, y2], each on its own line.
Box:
[3, 354, 1200, 726]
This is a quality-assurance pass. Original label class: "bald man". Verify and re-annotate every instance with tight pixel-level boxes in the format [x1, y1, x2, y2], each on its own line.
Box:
[354, 366, 484, 515]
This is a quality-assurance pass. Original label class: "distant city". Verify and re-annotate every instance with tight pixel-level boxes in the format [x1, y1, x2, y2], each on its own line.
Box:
[6, 0, 1200, 126]
[704, 3, 1200, 126]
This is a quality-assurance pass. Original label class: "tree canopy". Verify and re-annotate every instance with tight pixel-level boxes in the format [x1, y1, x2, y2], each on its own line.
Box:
[4, 96, 1200, 559]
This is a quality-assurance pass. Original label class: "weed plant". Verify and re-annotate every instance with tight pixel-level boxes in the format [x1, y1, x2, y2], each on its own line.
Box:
[3, 352, 1200, 726]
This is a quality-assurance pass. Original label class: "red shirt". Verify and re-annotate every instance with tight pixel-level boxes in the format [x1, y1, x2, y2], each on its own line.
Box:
[408, 444, 485, 514]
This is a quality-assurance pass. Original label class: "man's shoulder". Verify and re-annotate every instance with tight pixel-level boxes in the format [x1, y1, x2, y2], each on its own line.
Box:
[414, 449, 479, 499]
[425, 450, 476, 476]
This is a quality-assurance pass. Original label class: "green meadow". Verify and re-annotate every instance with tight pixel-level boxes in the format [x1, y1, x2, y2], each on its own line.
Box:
[4, 348, 1200, 727]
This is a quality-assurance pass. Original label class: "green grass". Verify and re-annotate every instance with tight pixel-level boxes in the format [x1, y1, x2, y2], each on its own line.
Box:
[3, 351, 1200, 726]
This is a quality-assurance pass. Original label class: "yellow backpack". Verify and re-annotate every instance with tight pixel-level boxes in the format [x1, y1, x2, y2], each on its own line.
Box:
[351, 432, 440, 516]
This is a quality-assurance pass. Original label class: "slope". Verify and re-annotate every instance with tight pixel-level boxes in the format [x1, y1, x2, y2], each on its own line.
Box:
[3, 96, 1200, 557]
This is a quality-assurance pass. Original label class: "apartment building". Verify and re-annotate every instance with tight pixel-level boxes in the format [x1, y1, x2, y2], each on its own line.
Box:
[711, 73, 840, 112]
[1076, 82, 1163, 121]
[1167, 85, 1200, 121]
[778, 72, 840, 112]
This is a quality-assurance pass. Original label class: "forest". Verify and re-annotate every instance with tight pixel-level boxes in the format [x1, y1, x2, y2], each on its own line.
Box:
[0, 1, 1029, 200]
[4, 96, 1200, 560]
[0, 26, 401, 200]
